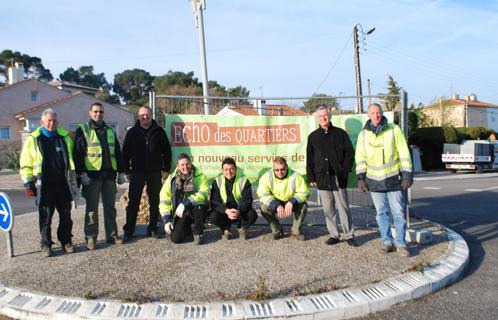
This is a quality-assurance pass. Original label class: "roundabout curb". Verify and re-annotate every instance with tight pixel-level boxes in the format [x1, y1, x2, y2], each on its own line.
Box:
[0, 224, 469, 320]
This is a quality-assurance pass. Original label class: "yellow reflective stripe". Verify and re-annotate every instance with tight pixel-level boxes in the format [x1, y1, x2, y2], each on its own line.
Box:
[160, 200, 170, 204]
[366, 170, 400, 181]
[366, 160, 398, 171]
[289, 173, 296, 193]
[356, 160, 366, 166]
[87, 142, 100, 147]
[198, 191, 208, 198]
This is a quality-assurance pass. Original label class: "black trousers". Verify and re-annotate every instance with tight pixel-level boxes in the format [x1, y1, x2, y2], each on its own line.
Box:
[38, 182, 73, 248]
[170, 205, 208, 243]
[124, 171, 162, 236]
[209, 208, 258, 231]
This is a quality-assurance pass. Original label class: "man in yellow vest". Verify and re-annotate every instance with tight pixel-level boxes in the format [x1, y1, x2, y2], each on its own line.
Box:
[20, 108, 77, 257]
[74, 102, 126, 250]
[159, 153, 209, 244]
[355, 103, 413, 257]
[209, 157, 257, 240]
[257, 156, 310, 240]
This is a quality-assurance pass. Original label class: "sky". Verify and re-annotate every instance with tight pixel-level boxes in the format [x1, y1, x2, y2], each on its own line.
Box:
[3, 0, 498, 110]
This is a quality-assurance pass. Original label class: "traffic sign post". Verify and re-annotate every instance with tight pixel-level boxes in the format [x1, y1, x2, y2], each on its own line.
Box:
[0, 192, 14, 257]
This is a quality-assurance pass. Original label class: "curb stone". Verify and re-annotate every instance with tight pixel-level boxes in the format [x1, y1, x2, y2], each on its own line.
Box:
[0, 222, 469, 320]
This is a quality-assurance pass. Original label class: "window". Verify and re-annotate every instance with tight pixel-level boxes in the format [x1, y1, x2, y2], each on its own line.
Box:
[31, 91, 39, 102]
[0, 127, 10, 140]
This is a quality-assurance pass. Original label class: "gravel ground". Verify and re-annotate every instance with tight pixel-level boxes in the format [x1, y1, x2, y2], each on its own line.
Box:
[0, 203, 448, 303]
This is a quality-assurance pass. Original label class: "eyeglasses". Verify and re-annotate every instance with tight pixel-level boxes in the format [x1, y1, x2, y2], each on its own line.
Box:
[273, 168, 287, 172]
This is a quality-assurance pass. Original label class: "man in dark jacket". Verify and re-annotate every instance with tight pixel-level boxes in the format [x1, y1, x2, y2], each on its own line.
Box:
[122, 106, 172, 240]
[306, 106, 356, 246]
[209, 157, 257, 240]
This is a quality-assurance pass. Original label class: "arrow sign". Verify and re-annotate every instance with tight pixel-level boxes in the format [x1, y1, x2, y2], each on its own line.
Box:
[0, 192, 13, 232]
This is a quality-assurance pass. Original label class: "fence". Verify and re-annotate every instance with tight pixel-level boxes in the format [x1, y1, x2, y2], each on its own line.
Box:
[149, 93, 409, 227]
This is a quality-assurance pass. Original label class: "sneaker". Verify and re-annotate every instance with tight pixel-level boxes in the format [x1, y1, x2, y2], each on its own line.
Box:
[63, 243, 75, 254]
[221, 229, 232, 241]
[272, 230, 285, 240]
[396, 246, 412, 257]
[380, 242, 395, 253]
[86, 238, 96, 251]
[193, 234, 203, 245]
[345, 238, 358, 247]
[239, 227, 248, 240]
[325, 237, 340, 245]
[291, 233, 305, 241]
[41, 246, 52, 257]
[107, 236, 124, 245]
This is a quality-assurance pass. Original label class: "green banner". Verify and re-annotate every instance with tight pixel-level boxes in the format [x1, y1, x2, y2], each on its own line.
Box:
[165, 114, 370, 186]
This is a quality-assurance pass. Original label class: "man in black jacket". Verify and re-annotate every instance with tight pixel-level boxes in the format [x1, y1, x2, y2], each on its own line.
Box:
[209, 157, 257, 240]
[306, 106, 356, 246]
[122, 106, 172, 240]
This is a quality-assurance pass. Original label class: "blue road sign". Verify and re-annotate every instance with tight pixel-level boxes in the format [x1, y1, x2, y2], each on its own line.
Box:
[0, 192, 13, 232]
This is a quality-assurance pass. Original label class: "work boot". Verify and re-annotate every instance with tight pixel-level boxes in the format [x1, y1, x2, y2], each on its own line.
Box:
[272, 230, 285, 240]
[86, 238, 96, 251]
[380, 242, 395, 254]
[291, 233, 306, 241]
[239, 227, 248, 240]
[396, 246, 412, 257]
[107, 235, 124, 245]
[325, 237, 340, 245]
[221, 229, 232, 241]
[41, 246, 52, 258]
[193, 234, 203, 245]
[63, 243, 75, 254]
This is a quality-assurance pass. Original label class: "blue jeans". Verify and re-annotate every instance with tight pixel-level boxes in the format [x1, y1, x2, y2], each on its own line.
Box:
[370, 190, 407, 247]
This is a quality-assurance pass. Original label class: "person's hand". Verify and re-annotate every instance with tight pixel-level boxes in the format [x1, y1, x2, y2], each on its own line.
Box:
[358, 180, 368, 193]
[80, 173, 92, 186]
[309, 182, 317, 188]
[276, 205, 285, 218]
[164, 222, 174, 234]
[284, 202, 293, 217]
[24, 181, 36, 197]
[226, 209, 239, 220]
[175, 203, 185, 218]
[402, 180, 412, 190]
[117, 173, 126, 185]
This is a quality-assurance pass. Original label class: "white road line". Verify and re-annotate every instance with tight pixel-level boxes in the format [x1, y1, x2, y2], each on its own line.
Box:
[464, 186, 498, 192]
[423, 187, 441, 190]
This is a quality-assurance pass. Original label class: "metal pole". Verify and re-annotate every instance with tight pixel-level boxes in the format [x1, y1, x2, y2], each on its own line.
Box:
[400, 90, 408, 137]
[152, 91, 156, 120]
[6, 231, 13, 257]
[367, 78, 372, 106]
[353, 25, 364, 114]
[193, 1, 210, 115]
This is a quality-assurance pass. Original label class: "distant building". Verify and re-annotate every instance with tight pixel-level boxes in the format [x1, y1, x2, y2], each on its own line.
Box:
[422, 93, 498, 131]
[217, 99, 308, 116]
[0, 63, 133, 168]
[48, 80, 101, 96]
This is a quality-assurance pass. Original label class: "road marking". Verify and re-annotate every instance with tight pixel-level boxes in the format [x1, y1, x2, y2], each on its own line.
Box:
[423, 187, 441, 190]
[464, 186, 498, 192]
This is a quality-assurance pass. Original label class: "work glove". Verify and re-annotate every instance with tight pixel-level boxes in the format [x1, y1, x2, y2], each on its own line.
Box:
[24, 181, 37, 197]
[80, 172, 92, 187]
[357, 180, 368, 193]
[161, 213, 174, 234]
[117, 173, 126, 185]
[175, 203, 185, 218]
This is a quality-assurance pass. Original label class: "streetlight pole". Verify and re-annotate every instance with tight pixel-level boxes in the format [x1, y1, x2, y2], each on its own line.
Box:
[190, 0, 210, 115]
[353, 24, 375, 114]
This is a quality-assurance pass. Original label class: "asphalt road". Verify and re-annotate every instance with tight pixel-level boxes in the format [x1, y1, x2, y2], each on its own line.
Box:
[360, 172, 498, 320]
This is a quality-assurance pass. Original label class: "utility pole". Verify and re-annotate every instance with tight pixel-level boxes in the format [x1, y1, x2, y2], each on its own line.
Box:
[367, 78, 372, 107]
[353, 24, 375, 114]
[353, 25, 364, 114]
[190, 0, 210, 115]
